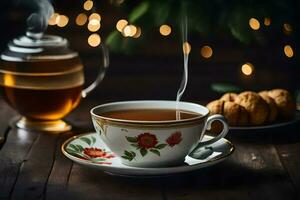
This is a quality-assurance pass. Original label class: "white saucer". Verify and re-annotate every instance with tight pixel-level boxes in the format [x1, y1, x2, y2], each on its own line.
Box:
[62, 132, 234, 177]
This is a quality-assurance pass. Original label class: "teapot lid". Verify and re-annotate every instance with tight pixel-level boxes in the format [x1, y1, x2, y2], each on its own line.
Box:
[1, 32, 78, 62]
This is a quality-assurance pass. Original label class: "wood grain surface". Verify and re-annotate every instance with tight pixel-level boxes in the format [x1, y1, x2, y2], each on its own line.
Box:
[0, 98, 299, 200]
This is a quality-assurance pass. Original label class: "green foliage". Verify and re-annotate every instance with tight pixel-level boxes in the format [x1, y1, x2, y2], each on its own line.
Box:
[129, 1, 149, 23]
[107, 0, 296, 53]
[211, 83, 243, 93]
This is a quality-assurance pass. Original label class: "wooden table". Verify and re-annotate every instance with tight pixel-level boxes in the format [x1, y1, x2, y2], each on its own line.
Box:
[0, 98, 300, 200]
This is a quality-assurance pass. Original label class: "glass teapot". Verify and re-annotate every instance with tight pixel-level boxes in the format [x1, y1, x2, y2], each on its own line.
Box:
[0, 32, 109, 132]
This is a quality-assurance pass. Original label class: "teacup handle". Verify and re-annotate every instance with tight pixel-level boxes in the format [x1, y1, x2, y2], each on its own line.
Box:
[190, 114, 229, 154]
[81, 44, 110, 98]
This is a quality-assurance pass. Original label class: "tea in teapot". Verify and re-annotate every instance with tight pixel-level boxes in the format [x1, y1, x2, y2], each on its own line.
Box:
[0, 33, 109, 132]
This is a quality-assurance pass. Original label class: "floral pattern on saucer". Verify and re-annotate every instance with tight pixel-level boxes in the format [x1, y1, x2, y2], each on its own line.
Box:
[122, 132, 182, 161]
[62, 132, 234, 177]
[65, 135, 115, 165]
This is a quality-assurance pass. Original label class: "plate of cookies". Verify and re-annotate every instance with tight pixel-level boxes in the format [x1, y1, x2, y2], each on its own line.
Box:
[206, 89, 299, 131]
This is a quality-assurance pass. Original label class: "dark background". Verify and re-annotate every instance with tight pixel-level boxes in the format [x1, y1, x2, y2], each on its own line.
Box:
[0, 0, 299, 104]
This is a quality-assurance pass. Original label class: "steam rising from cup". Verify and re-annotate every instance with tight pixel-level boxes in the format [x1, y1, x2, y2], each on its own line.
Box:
[176, 14, 189, 120]
[22, 0, 54, 35]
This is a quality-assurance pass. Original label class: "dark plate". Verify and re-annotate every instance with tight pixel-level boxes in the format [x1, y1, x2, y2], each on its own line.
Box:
[229, 111, 300, 132]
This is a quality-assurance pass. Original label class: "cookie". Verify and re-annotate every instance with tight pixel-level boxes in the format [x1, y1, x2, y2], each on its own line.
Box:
[268, 89, 295, 119]
[223, 101, 240, 126]
[259, 92, 278, 122]
[206, 100, 224, 115]
[235, 91, 269, 125]
[259, 90, 269, 97]
[206, 100, 248, 126]
[206, 100, 225, 133]
[237, 106, 248, 126]
[220, 93, 238, 102]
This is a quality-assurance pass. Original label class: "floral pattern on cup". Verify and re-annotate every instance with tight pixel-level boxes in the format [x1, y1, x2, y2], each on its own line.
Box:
[166, 131, 182, 147]
[66, 135, 115, 164]
[122, 132, 182, 161]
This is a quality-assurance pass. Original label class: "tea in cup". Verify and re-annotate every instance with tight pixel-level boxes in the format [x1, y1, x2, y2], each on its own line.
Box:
[91, 100, 229, 167]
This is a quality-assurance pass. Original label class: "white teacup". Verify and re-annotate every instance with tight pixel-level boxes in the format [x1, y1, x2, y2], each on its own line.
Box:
[91, 101, 228, 167]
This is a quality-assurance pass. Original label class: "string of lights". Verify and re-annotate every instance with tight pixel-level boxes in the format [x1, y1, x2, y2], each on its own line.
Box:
[47, 0, 295, 78]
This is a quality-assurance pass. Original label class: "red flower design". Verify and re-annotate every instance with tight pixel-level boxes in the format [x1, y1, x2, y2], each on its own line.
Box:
[83, 147, 115, 158]
[137, 133, 158, 149]
[166, 132, 182, 147]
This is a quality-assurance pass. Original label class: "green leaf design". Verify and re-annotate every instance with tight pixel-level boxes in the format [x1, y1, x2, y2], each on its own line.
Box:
[140, 148, 147, 157]
[124, 150, 132, 157]
[69, 144, 80, 152]
[67, 152, 80, 158]
[91, 158, 107, 162]
[150, 149, 160, 156]
[66, 149, 83, 158]
[80, 137, 91, 146]
[121, 155, 132, 161]
[66, 148, 77, 154]
[126, 136, 138, 143]
[155, 144, 167, 149]
[75, 145, 84, 152]
[122, 150, 136, 161]
[129, 1, 149, 23]
[91, 136, 96, 145]
[130, 151, 136, 157]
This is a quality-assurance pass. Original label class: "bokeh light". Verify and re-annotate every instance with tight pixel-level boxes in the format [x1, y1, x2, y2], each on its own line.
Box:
[76, 13, 87, 26]
[264, 18, 271, 26]
[83, 0, 93, 11]
[133, 27, 142, 38]
[283, 23, 292, 34]
[284, 45, 294, 58]
[4, 74, 15, 87]
[116, 19, 128, 32]
[200, 45, 213, 58]
[57, 15, 69, 27]
[89, 19, 100, 26]
[241, 63, 254, 76]
[122, 25, 137, 37]
[159, 25, 172, 36]
[88, 21, 101, 32]
[249, 18, 260, 30]
[89, 13, 101, 22]
[88, 34, 101, 47]
[48, 13, 59, 25]
[83, 0, 94, 10]
[182, 42, 191, 55]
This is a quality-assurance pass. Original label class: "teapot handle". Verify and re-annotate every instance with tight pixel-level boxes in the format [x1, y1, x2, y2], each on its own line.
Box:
[81, 44, 109, 98]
